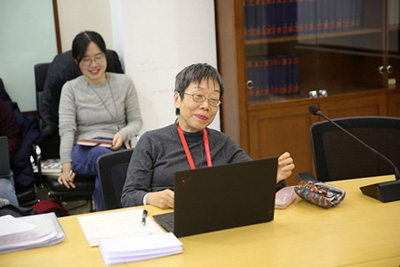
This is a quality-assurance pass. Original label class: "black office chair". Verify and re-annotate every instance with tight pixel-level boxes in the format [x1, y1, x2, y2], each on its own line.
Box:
[33, 50, 124, 211]
[34, 63, 95, 210]
[97, 149, 134, 210]
[309, 116, 400, 181]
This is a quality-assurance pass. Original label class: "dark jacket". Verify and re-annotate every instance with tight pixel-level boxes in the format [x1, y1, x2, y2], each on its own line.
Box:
[0, 79, 40, 192]
[0, 98, 21, 158]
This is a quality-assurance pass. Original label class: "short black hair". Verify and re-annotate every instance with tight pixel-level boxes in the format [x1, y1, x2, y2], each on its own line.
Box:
[72, 31, 107, 65]
[174, 63, 224, 115]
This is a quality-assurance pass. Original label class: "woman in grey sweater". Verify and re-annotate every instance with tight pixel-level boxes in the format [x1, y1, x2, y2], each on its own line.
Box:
[121, 63, 294, 209]
[57, 31, 142, 210]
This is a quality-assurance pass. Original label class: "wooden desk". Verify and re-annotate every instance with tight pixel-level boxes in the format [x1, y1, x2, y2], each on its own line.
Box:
[2, 176, 400, 267]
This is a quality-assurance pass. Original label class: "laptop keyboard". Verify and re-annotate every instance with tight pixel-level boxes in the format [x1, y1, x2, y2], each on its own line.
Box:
[153, 212, 174, 233]
[163, 213, 174, 228]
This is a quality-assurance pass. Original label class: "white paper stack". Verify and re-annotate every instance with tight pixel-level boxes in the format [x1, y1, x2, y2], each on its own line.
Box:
[99, 232, 183, 265]
[77, 208, 165, 247]
[0, 212, 65, 253]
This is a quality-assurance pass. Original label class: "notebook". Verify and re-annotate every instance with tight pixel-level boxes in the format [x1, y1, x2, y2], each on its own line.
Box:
[153, 157, 278, 237]
[0, 136, 11, 176]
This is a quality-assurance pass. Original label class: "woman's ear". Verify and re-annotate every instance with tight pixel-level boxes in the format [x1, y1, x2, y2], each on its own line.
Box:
[174, 91, 181, 109]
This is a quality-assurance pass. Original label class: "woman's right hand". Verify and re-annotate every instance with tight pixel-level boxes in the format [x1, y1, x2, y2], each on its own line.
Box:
[58, 162, 76, 189]
[146, 189, 174, 209]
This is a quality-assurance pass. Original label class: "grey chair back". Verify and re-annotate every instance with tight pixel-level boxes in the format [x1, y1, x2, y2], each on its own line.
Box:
[311, 116, 400, 181]
[97, 149, 134, 210]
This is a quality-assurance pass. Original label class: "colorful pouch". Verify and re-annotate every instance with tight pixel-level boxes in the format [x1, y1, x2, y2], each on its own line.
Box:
[294, 180, 346, 208]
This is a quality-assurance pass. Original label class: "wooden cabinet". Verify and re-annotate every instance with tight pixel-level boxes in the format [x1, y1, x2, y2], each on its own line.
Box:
[247, 91, 388, 185]
[388, 90, 400, 116]
[319, 92, 388, 118]
[215, 0, 400, 184]
[248, 101, 317, 185]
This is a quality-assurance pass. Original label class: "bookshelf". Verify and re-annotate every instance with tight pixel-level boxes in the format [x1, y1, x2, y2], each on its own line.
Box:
[216, 0, 400, 185]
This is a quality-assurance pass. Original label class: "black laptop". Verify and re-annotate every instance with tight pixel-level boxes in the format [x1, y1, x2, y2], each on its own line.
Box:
[0, 136, 11, 177]
[153, 157, 278, 237]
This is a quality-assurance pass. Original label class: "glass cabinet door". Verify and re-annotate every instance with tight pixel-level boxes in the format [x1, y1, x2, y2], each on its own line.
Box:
[314, 0, 385, 94]
[387, 0, 400, 89]
[244, 0, 318, 104]
[243, 0, 388, 105]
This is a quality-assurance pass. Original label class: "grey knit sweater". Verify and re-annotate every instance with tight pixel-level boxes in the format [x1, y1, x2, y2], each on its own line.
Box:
[121, 123, 252, 207]
[59, 72, 142, 164]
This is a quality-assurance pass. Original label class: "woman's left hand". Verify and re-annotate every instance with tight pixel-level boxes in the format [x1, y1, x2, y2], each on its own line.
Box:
[111, 133, 123, 150]
[276, 152, 295, 183]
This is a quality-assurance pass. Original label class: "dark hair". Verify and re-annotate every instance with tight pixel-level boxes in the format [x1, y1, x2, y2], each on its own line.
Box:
[174, 63, 224, 115]
[72, 31, 107, 65]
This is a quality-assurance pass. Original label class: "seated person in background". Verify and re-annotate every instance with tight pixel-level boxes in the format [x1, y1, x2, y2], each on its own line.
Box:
[39, 41, 123, 160]
[121, 63, 295, 209]
[0, 98, 21, 206]
[57, 31, 143, 211]
[39, 44, 123, 142]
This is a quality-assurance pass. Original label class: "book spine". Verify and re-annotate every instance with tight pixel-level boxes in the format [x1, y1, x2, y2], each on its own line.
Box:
[245, 0, 258, 40]
[275, 0, 283, 37]
[297, 0, 305, 34]
[262, 58, 270, 98]
[265, 0, 276, 37]
[292, 55, 301, 94]
[327, 0, 336, 32]
[287, 0, 298, 36]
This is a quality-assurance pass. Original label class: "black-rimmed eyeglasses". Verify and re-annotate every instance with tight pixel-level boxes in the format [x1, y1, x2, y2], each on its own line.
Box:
[184, 93, 221, 107]
[81, 54, 106, 68]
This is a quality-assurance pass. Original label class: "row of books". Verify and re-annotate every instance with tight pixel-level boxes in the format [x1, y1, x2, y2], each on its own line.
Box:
[244, 0, 363, 40]
[246, 54, 301, 100]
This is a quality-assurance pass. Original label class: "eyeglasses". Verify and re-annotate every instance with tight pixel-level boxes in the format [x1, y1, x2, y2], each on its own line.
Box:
[80, 54, 106, 67]
[184, 93, 221, 107]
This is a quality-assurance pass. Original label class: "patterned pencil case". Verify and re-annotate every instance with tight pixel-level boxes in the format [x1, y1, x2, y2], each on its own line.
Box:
[294, 180, 346, 208]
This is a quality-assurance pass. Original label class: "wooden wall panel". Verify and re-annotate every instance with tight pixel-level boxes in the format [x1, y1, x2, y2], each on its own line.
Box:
[320, 94, 387, 118]
[248, 104, 317, 185]
[388, 91, 400, 117]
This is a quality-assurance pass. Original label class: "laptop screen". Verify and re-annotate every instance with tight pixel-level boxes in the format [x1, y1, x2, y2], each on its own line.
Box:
[154, 157, 278, 237]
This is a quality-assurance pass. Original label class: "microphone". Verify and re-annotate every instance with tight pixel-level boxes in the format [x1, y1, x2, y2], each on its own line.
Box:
[308, 105, 400, 202]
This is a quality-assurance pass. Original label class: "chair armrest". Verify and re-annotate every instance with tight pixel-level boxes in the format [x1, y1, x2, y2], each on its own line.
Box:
[32, 145, 44, 187]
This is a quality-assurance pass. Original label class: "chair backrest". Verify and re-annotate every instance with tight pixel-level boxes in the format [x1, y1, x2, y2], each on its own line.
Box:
[34, 62, 59, 159]
[311, 116, 400, 181]
[34, 63, 50, 120]
[97, 149, 134, 210]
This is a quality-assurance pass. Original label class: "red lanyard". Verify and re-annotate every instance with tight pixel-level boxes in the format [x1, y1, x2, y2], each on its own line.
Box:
[177, 123, 212, 169]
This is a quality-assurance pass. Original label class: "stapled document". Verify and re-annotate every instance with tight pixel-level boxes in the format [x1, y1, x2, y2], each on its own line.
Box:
[77, 208, 165, 247]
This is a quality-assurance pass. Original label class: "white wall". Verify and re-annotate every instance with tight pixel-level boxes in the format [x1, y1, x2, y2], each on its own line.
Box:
[0, 0, 220, 133]
[109, 0, 220, 134]
[57, 0, 114, 51]
[0, 0, 57, 111]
